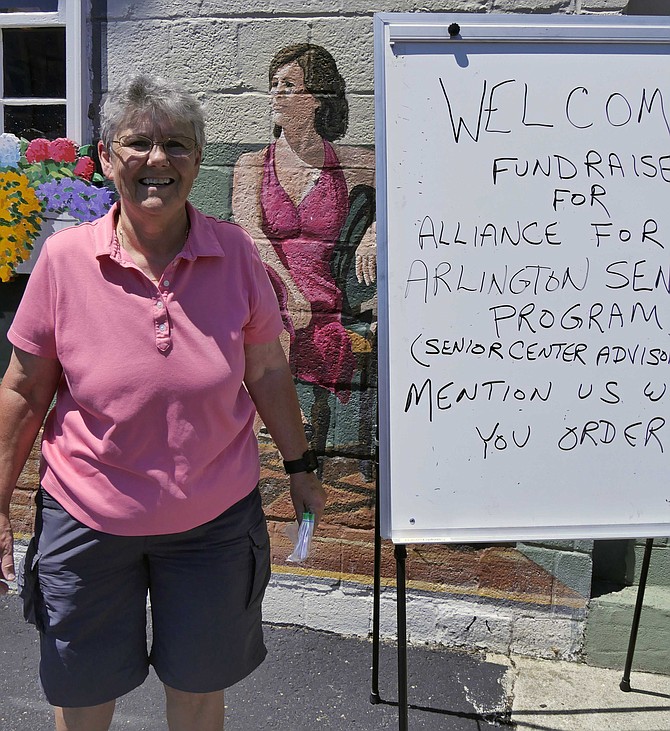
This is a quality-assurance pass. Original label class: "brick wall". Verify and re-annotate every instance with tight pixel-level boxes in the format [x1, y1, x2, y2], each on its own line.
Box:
[8, 0, 633, 659]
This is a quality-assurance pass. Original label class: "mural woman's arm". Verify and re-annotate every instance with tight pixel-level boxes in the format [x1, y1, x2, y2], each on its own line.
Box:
[337, 145, 377, 286]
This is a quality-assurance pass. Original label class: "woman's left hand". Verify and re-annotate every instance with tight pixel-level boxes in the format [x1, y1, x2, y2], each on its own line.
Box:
[355, 223, 377, 286]
[289, 471, 327, 527]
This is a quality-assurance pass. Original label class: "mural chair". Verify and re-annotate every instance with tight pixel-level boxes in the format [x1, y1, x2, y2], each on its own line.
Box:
[327, 183, 377, 469]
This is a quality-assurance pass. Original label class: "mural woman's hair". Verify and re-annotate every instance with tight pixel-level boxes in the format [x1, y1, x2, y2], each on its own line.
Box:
[100, 73, 206, 150]
[269, 43, 349, 142]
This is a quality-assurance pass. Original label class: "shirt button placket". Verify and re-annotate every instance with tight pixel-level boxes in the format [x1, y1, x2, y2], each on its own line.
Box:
[154, 295, 171, 352]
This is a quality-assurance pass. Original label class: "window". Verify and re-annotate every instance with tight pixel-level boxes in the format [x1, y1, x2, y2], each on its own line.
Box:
[0, 0, 87, 142]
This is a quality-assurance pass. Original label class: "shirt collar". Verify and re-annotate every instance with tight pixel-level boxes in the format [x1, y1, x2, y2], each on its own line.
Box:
[96, 201, 226, 262]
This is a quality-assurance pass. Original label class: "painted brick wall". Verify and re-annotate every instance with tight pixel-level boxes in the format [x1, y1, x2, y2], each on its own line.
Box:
[9, 0, 633, 660]
[95, 0, 631, 658]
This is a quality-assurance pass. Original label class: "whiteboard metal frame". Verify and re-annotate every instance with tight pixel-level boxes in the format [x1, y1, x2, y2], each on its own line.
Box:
[374, 12, 670, 545]
[386, 14, 670, 44]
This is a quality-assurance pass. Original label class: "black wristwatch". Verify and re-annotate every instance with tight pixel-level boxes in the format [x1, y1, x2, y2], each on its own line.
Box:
[283, 448, 318, 474]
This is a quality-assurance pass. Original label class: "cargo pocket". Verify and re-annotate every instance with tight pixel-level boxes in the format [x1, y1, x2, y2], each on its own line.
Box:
[18, 536, 43, 631]
[247, 517, 271, 610]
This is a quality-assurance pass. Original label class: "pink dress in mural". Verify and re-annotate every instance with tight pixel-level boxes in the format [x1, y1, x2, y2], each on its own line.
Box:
[260, 140, 355, 402]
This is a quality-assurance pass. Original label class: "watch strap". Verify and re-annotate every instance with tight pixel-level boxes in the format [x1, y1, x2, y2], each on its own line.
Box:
[283, 448, 318, 474]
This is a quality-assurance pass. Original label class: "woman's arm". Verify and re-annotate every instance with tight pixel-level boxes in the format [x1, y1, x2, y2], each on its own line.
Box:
[233, 152, 312, 331]
[336, 146, 378, 285]
[337, 145, 376, 191]
[0, 348, 62, 594]
[244, 338, 327, 525]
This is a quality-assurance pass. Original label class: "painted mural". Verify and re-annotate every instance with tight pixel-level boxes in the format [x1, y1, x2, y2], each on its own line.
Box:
[233, 44, 377, 460]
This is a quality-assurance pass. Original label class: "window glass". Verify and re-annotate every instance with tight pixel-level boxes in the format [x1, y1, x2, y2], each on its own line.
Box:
[4, 104, 66, 139]
[4, 28, 65, 97]
[0, 1, 85, 140]
[0, 2, 58, 11]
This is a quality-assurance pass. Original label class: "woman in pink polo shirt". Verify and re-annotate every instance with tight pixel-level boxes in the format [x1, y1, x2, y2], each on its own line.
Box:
[0, 74, 326, 731]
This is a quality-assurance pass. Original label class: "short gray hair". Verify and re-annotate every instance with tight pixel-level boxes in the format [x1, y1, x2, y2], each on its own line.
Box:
[100, 74, 206, 150]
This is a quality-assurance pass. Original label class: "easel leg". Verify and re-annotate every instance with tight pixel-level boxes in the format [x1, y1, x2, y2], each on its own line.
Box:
[620, 538, 654, 692]
[370, 456, 382, 704]
[396, 543, 409, 731]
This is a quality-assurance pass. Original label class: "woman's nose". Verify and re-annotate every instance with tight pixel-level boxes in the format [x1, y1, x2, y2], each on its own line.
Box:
[147, 142, 170, 164]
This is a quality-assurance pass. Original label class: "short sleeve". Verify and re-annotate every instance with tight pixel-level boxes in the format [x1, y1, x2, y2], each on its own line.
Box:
[8, 242, 58, 359]
[242, 234, 284, 345]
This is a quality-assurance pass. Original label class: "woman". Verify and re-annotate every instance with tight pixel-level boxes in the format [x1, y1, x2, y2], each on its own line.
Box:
[0, 74, 326, 731]
[233, 44, 376, 449]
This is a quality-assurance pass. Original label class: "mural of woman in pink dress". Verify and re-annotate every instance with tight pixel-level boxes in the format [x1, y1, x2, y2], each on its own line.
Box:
[233, 44, 376, 455]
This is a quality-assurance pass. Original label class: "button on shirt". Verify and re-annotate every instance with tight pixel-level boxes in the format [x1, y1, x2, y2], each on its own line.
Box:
[8, 203, 283, 536]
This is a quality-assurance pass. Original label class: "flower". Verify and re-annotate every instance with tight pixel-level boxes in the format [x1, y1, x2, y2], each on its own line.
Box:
[26, 137, 78, 164]
[0, 169, 44, 282]
[37, 178, 114, 223]
[25, 137, 50, 163]
[48, 137, 78, 163]
[0, 133, 115, 281]
[20, 136, 108, 191]
[73, 155, 95, 181]
[0, 133, 21, 168]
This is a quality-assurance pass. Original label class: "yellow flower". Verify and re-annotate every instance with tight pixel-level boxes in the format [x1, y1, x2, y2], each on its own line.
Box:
[0, 168, 44, 278]
[17, 188, 41, 217]
[0, 188, 11, 215]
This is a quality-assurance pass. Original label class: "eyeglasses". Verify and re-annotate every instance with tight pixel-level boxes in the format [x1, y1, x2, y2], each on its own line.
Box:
[112, 135, 198, 158]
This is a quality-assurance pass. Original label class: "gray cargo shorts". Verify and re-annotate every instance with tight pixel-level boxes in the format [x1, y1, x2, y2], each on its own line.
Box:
[19, 486, 271, 708]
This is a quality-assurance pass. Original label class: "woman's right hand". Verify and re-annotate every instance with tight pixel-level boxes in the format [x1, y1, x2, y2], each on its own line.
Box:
[0, 512, 15, 596]
[0, 349, 61, 598]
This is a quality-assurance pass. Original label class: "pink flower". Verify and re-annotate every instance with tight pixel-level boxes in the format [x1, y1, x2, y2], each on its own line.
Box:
[73, 156, 95, 181]
[48, 138, 77, 163]
[25, 138, 51, 163]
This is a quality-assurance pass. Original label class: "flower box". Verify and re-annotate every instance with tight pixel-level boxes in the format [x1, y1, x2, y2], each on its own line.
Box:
[15, 213, 78, 274]
[0, 133, 114, 282]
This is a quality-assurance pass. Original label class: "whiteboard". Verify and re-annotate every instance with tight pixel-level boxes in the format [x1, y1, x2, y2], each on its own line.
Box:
[374, 13, 670, 544]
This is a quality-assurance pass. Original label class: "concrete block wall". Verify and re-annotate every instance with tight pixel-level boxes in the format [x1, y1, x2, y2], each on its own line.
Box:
[6, 0, 640, 663]
[264, 573, 586, 658]
[97, 0, 630, 661]
[101, 0, 628, 147]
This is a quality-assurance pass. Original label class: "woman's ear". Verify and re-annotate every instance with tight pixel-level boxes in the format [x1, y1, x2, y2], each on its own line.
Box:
[97, 140, 114, 180]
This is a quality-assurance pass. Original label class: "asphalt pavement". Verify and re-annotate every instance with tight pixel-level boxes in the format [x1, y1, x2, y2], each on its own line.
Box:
[0, 592, 511, 730]
[2, 590, 670, 730]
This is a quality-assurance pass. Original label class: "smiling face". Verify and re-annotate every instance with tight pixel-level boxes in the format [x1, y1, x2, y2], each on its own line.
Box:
[270, 62, 320, 132]
[99, 115, 201, 223]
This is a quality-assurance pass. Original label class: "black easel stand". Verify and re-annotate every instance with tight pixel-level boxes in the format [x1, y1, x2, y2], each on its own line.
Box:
[620, 538, 654, 692]
[395, 543, 409, 730]
[370, 430, 410, 730]
[370, 450, 382, 705]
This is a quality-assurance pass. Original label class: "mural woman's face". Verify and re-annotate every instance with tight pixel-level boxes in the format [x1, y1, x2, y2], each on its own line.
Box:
[270, 61, 320, 131]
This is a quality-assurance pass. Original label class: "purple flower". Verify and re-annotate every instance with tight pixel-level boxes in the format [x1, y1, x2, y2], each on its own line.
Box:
[36, 178, 114, 223]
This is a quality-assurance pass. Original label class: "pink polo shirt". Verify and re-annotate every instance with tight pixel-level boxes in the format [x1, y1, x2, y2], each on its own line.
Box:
[9, 203, 283, 536]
